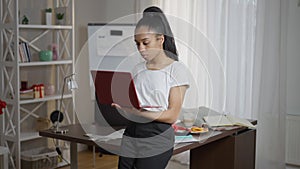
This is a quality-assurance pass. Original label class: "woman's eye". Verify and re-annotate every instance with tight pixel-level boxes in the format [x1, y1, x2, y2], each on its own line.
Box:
[143, 42, 149, 46]
[135, 41, 149, 47]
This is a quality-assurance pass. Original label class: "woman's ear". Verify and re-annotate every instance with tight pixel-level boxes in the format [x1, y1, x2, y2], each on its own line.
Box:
[157, 35, 165, 45]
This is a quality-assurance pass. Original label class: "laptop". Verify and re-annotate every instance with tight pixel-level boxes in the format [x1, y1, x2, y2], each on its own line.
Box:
[91, 70, 161, 110]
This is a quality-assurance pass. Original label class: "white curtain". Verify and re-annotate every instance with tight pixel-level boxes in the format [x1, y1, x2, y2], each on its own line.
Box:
[151, 0, 287, 168]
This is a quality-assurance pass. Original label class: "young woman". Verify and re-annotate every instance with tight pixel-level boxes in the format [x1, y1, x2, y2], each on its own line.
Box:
[113, 6, 190, 169]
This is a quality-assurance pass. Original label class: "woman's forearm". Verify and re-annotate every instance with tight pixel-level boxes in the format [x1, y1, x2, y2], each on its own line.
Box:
[138, 108, 180, 124]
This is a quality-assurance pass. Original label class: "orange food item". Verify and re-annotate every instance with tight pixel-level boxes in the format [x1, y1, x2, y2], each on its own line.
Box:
[190, 126, 209, 133]
[191, 126, 204, 132]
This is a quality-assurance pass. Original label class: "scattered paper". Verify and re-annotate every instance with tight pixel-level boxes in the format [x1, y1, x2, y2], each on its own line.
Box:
[84, 129, 125, 142]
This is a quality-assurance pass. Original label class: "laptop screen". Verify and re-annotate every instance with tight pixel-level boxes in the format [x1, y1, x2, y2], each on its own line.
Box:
[91, 70, 141, 109]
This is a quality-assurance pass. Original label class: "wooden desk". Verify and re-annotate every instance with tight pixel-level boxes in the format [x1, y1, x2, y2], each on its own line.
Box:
[39, 123, 256, 169]
[174, 127, 256, 169]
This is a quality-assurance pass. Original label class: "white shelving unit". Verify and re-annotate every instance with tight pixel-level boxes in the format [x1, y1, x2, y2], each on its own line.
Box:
[0, 0, 75, 168]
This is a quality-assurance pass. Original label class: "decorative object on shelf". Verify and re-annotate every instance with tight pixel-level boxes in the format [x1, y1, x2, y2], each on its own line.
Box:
[51, 73, 77, 134]
[22, 15, 29, 24]
[45, 8, 52, 25]
[21, 81, 28, 90]
[39, 50, 53, 61]
[56, 13, 65, 25]
[55, 7, 66, 25]
[45, 84, 55, 95]
[36, 117, 51, 131]
[51, 44, 58, 60]
[32, 84, 45, 98]
[0, 99, 7, 115]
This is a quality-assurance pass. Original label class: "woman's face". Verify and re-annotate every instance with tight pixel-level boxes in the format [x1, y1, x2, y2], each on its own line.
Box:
[134, 26, 164, 61]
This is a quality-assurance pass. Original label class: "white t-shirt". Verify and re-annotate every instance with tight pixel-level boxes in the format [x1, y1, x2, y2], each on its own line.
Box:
[132, 61, 190, 112]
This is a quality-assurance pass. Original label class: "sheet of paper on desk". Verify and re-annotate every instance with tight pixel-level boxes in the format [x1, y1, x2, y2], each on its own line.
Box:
[85, 129, 125, 142]
[175, 135, 198, 143]
[175, 131, 222, 144]
[203, 115, 255, 128]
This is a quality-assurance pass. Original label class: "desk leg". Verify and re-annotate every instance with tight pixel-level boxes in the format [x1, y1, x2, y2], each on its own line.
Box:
[70, 142, 78, 169]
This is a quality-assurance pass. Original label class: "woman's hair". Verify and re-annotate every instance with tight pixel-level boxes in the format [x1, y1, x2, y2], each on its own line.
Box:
[136, 6, 178, 61]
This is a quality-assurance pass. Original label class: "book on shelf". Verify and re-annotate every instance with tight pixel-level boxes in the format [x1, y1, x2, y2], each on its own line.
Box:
[20, 89, 34, 99]
[203, 114, 255, 129]
[23, 42, 31, 62]
[18, 42, 31, 63]
[18, 43, 25, 62]
[20, 89, 33, 94]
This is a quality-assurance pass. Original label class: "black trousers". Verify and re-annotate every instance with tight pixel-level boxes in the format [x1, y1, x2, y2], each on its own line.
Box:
[118, 121, 174, 169]
[118, 148, 173, 169]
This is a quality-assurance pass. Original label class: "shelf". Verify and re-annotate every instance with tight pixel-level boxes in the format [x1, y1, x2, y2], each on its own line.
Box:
[20, 94, 73, 104]
[1, 1, 75, 168]
[20, 132, 41, 142]
[19, 24, 72, 30]
[19, 60, 73, 67]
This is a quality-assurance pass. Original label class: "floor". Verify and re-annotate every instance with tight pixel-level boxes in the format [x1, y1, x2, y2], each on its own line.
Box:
[59, 150, 300, 169]
[59, 150, 188, 169]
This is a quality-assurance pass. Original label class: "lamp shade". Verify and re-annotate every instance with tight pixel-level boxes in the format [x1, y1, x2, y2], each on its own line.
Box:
[67, 78, 78, 90]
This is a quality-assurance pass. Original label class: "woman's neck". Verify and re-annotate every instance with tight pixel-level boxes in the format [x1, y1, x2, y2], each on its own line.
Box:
[146, 55, 174, 70]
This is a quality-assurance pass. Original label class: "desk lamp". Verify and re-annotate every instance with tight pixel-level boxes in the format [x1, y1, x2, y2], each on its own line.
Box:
[51, 73, 77, 133]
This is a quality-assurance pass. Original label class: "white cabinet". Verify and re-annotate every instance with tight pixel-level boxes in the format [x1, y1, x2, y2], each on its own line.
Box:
[0, 1, 75, 168]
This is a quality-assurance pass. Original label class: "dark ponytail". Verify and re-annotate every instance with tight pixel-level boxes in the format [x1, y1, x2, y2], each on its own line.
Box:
[136, 6, 178, 61]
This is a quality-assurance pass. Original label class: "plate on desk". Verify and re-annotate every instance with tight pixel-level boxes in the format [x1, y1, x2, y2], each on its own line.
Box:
[189, 126, 209, 134]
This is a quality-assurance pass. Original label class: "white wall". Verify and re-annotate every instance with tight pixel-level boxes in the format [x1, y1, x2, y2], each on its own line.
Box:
[74, 0, 136, 124]
[286, 0, 300, 115]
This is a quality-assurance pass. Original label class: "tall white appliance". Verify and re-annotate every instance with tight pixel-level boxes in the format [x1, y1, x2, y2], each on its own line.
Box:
[87, 23, 138, 126]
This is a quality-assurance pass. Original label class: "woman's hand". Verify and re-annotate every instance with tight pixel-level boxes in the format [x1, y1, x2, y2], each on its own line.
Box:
[111, 84, 188, 124]
[111, 103, 141, 115]
[111, 103, 121, 109]
[112, 103, 155, 123]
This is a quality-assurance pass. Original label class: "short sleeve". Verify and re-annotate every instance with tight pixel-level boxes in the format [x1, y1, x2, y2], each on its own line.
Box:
[170, 62, 190, 88]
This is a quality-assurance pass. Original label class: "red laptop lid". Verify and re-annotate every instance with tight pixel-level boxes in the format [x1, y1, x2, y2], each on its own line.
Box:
[91, 70, 141, 109]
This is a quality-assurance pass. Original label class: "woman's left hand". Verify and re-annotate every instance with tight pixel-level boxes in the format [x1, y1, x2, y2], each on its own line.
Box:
[111, 103, 121, 109]
[111, 103, 141, 115]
